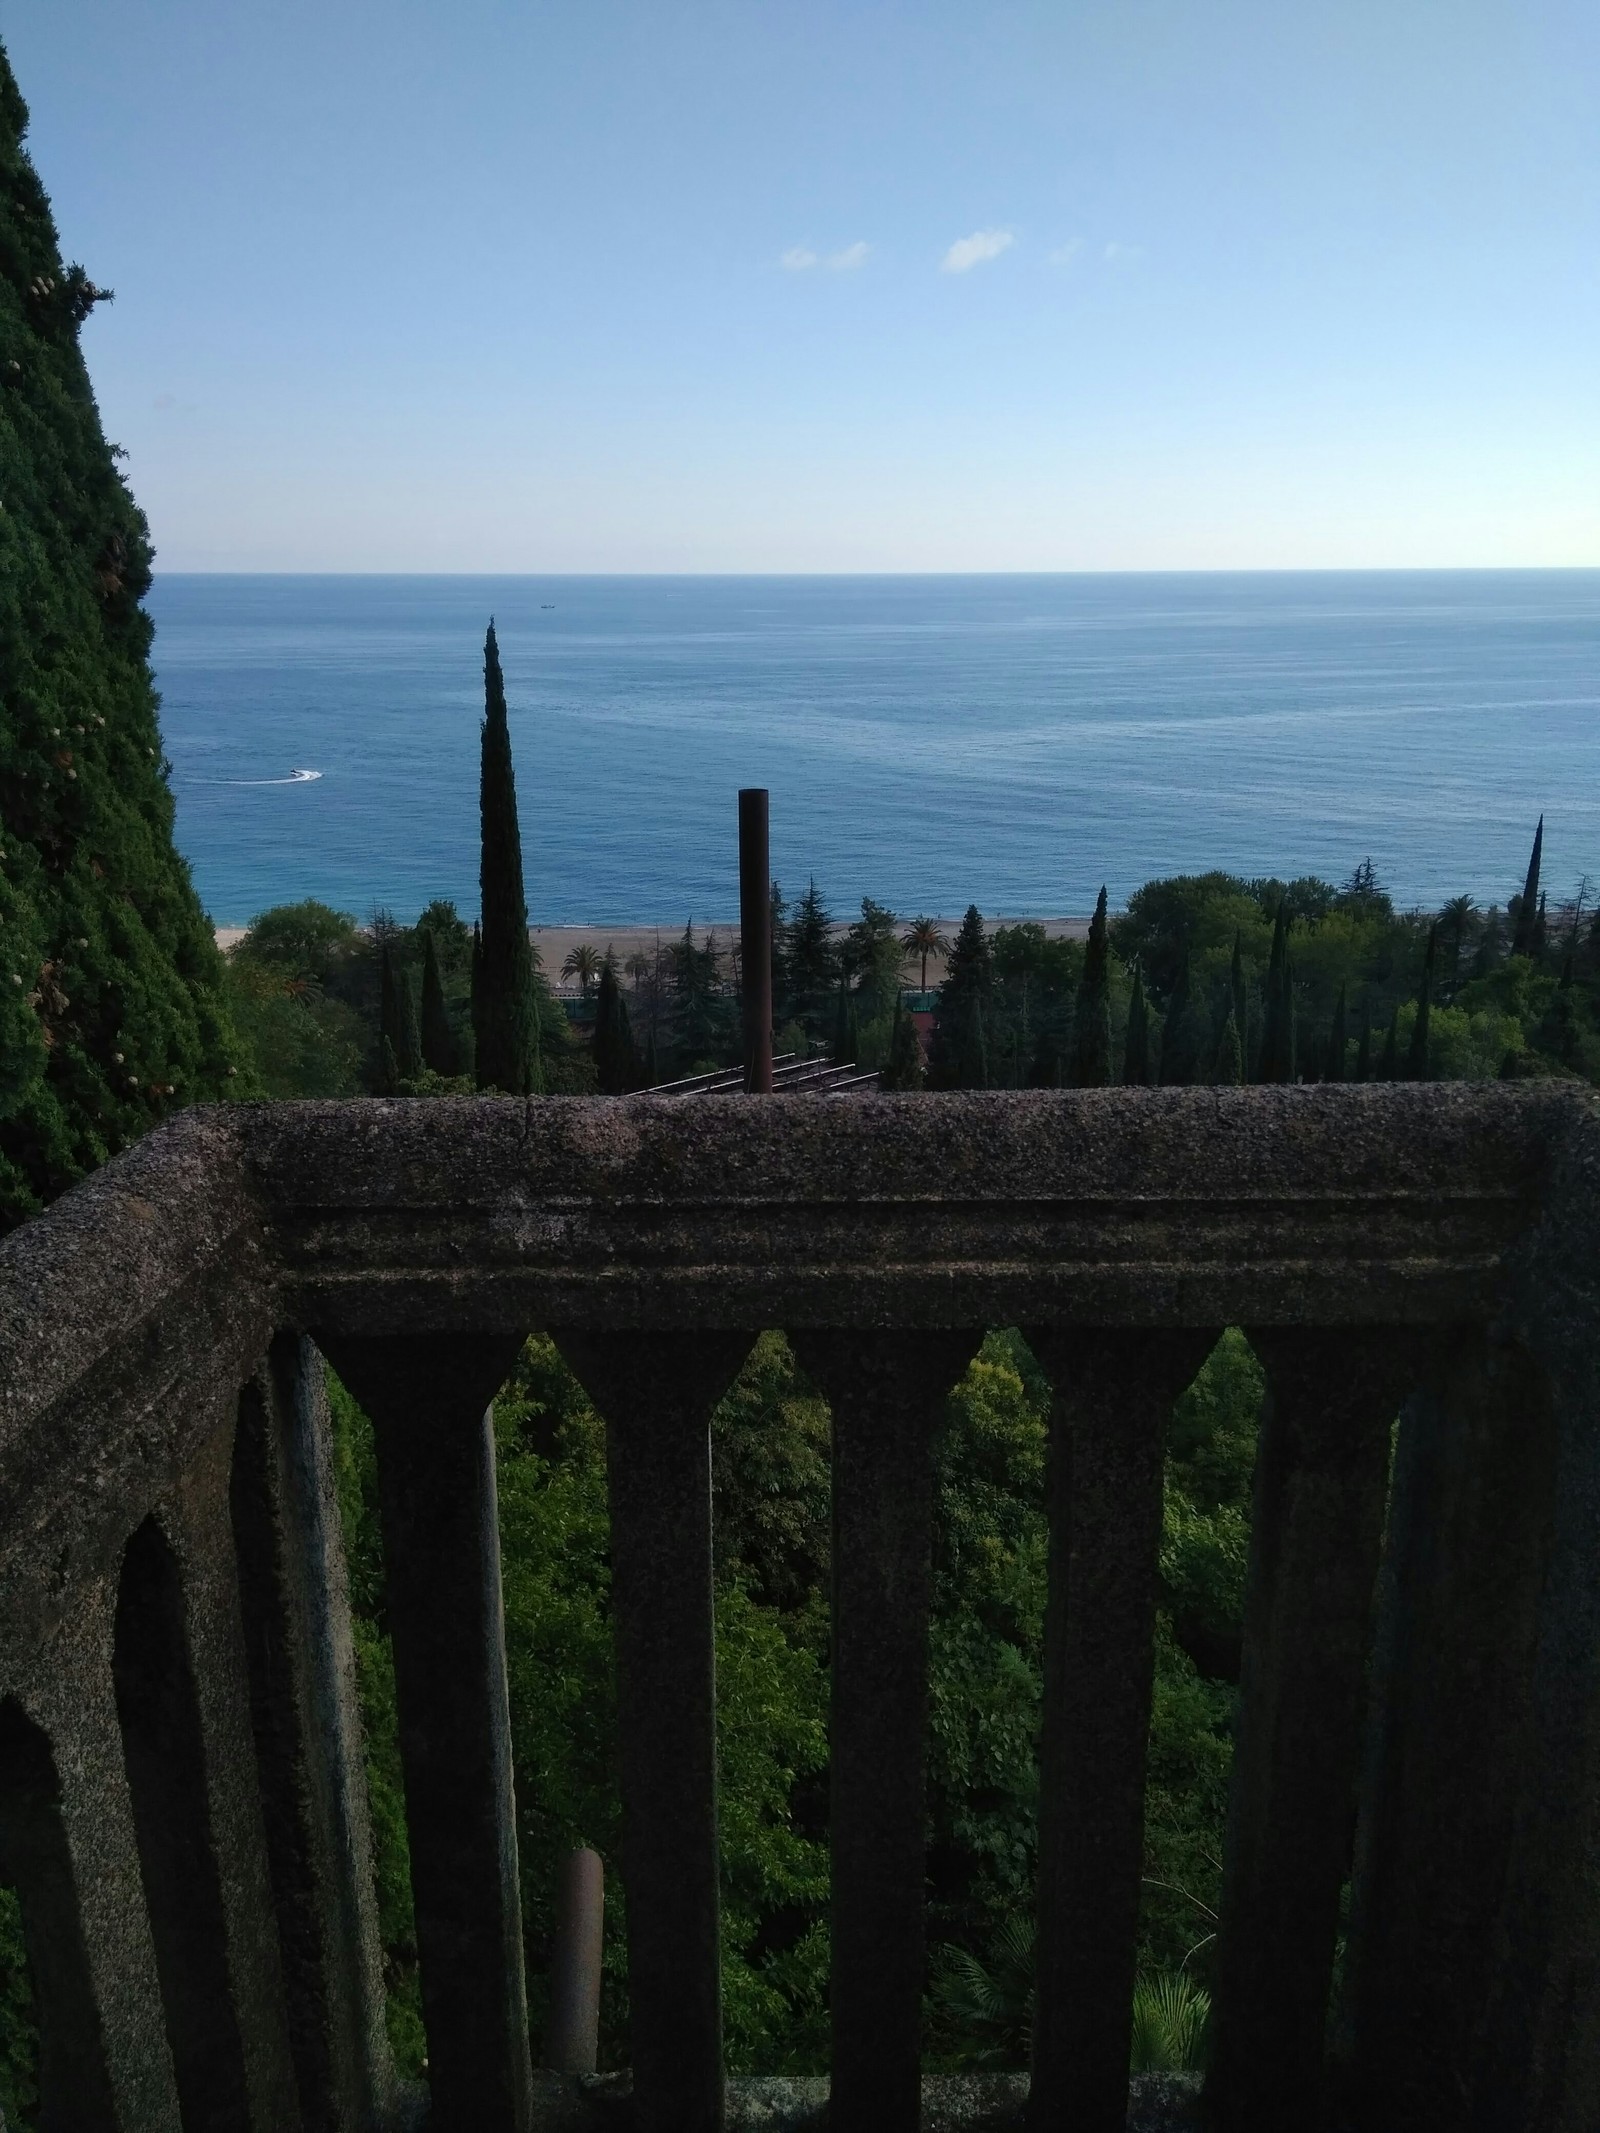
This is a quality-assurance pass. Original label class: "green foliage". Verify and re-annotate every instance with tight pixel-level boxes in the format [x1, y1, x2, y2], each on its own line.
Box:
[330, 1332, 834, 2080]
[592, 956, 637, 1093]
[1129, 1971, 1212, 2074]
[843, 897, 902, 1023]
[222, 892, 591, 1099]
[0, 40, 244, 1227]
[326, 1369, 425, 2072]
[879, 995, 925, 1089]
[669, 924, 736, 1069]
[1123, 964, 1151, 1085]
[1105, 840, 1599, 1092]
[1159, 1330, 1261, 1684]
[928, 905, 993, 1087]
[782, 880, 837, 1038]
[419, 930, 455, 1076]
[1071, 886, 1113, 1086]
[232, 899, 361, 986]
[396, 963, 423, 1083]
[930, 1911, 1036, 2069]
[928, 1334, 1049, 1961]
[475, 623, 540, 1094]
[223, 958, 366, 1098]
[319, 1318, 1267, 2086]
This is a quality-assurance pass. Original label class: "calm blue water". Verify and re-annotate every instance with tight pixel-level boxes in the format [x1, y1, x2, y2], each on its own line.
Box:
[148, 573, 1600, 927]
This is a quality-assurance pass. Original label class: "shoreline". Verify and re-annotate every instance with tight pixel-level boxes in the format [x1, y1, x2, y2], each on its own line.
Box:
[216, 908, 1092, 951]
[214, 912, 1093, 979]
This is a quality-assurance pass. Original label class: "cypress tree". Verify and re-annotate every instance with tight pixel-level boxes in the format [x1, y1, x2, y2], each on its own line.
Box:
[1354, 1007, 1372, 1083]
[1257, 903, 1291, 1082]
[0, 45, 245, 1228]
[398, 966, 423, 1084]
[641, 1023, 658, 1090]
[475, 622, 540, 1093]
[1509, 816, 1543, 957]
[1537, 953, 1582, 1068]
[1070, 886, 1113, 1087]
[420, 928, 455, 1075]
[929, 905, 991, 1089]
[882, 994, 924, 1090]
[470, 919, 482, 1065]
[1532, 891, 1548, 959]
[1229, 930, 1247, 1069]
[832, 978, 854, 1066]
[1216, 1003, 1243, 1085]
[1123, 965, 1151, 1085]
[1379, 1006, 1400, 1081]
[1158, 945, 1194, 1085]
[378, 944, 402, 1089]
[786, 878, 836, 1033]
[1405, 926, 1437, 1081]
[593, 955, 637, 1094]
[768, 881, 790, 1021]
[1325, 983, 1348, 1082]
[1028, 1023, 1064, 1089]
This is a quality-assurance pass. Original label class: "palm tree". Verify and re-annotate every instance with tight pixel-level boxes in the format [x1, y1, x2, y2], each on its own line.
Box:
[1439, 894, 1477, 989]
[624, 950, 650, 991]
[561, 942, 603, 996]
[902, 916, 950, 992]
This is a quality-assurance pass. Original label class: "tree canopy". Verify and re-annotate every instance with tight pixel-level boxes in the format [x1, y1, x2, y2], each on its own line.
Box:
[0, 42, 243, 1228]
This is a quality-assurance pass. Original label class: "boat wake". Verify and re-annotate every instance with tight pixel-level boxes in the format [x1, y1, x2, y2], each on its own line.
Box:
[227, 769, 323, 785]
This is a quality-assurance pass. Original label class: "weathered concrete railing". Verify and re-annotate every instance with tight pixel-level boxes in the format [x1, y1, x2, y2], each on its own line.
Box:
[1, 1088, 1598, 2133]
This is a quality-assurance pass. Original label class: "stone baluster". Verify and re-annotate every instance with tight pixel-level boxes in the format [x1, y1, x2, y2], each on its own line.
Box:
[0, 1597, 182, 2133]
[113, 1510, 266, 2129]
[230, 1336, 398, 2131]
[788, 1329, 982, 2133]
[1022, 1328, 1216, 2133]
[1204, 1328, 1416, 2132]
[319, 1333, 533, 2133]
[151, 1417, 303, 2131]
[1339, 1328, 1557, 2131]
[1474, 1105, 1600, 2131]
[556, 1331, 753, 2133]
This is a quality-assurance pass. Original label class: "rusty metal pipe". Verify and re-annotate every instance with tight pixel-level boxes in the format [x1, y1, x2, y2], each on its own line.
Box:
[739, 788, 774, 1093]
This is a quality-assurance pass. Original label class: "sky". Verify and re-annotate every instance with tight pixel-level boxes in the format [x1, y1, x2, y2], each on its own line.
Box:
[4, 0, 1598, 571]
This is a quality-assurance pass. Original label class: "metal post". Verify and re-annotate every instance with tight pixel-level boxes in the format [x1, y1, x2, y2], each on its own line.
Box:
[543, 1848, 604, 2074]
[738, 789, 774, 1093]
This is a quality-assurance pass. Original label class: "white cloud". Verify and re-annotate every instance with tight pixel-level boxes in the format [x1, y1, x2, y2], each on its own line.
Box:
[1048, 239, 1084, 266]
[941, 228, 1015, 274]
[782, 241, 870, 272]
[1103, 240, 1143, 265]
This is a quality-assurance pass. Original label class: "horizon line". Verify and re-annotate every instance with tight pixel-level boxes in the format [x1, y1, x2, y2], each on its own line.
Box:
[149, 563, 1600, 579]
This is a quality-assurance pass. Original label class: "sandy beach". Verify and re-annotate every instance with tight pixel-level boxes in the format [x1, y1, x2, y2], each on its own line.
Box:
[215, 913, 1092, 990]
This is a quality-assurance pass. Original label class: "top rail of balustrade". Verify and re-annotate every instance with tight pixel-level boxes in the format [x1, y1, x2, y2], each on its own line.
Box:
[0, 1084, 1588, 1657]
[241, 1084, 1581, 1333]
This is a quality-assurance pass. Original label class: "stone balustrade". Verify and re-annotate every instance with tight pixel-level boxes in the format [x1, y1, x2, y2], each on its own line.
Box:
[1, 1086, 1597, 2133]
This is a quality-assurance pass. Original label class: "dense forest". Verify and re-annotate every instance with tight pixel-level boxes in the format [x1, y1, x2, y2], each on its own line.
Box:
[223, 819, 1598, 1106]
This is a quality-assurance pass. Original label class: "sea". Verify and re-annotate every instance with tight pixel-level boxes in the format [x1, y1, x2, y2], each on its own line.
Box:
[147, 572, 1600, 930]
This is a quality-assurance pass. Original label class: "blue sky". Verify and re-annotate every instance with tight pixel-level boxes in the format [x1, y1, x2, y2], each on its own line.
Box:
[5, 0, 1597, 569]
